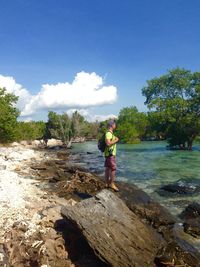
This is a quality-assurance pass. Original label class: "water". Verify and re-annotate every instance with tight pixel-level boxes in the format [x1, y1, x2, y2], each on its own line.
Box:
[71, 141, 200, 216]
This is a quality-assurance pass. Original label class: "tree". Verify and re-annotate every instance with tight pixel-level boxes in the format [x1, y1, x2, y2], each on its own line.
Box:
[116, 106, 148, 143]
[15, 121, 46, 141]
[145, 112, 166, 140]
[0, 88, 19, 143]
[46, 111, 72, 144]
[142, 68, 200, 149]
[83, 121, 100, 140]
[71, 111, 86, 138]
[46, 111, 100, 144]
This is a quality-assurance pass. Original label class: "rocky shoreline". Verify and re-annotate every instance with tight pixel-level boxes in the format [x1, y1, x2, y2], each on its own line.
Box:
[0, 144, 200, 267]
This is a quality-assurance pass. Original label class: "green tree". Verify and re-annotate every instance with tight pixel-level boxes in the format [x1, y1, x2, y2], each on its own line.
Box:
[83, 121, 100, 140]
[71, 111, 86, 138]
[46, 111, 72, 144]
[142, 68, 200, 149]
[116, 106, 148, 143]
[0, 88, 19, 143]
[15, 121, 46, 141]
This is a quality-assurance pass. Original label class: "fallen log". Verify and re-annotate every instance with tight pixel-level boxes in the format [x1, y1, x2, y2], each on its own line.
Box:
[61, 189, 163, 267]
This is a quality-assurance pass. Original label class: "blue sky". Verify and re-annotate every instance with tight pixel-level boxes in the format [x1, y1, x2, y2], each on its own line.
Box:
[0, 0, 200, 120]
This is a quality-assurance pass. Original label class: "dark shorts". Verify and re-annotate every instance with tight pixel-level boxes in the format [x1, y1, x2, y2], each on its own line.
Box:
[104, 156, 117, 171]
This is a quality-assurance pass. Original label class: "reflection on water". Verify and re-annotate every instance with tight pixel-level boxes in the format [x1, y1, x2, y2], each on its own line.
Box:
[71, 141, 200, 216]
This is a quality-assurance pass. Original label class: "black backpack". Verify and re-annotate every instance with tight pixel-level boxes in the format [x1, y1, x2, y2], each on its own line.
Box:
[98, 131, 113, 153]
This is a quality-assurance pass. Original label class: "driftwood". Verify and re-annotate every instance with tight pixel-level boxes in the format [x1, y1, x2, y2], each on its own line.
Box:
[61, 189, 162, 267]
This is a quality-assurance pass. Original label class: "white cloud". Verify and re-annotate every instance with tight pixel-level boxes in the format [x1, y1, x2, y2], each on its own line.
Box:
[0, 72, 118, 120]
[0, 74, 31, 111]
[21, 71, 117, 116]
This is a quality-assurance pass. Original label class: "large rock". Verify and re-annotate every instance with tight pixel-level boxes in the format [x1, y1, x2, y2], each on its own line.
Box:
[47, 139, 63, 147]
[61, 190, 163, 267]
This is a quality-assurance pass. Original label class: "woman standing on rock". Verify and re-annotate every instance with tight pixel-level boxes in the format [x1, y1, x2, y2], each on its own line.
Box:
[104, 119, 119, 192]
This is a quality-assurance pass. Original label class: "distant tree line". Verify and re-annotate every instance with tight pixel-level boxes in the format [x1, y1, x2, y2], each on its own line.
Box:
[0, 88, 99, 145]
[0, 68, 200, 149]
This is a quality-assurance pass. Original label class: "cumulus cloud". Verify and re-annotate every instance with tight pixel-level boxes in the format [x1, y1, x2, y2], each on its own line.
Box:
[0, 72, 118, 120]
[21, 71, 117, 116]
[0, 74, 31, 110]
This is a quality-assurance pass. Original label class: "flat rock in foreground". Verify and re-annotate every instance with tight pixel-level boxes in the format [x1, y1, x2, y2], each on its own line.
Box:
[61, 189, 162, 267]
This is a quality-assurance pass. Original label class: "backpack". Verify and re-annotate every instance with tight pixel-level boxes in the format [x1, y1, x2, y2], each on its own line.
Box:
[98, 131, 113, 153]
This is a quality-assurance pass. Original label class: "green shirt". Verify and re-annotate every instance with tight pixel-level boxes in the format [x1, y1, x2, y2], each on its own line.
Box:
[104, 131, 117, 157]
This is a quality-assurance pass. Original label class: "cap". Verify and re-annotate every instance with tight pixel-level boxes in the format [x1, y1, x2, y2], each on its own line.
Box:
[108, 119, 116, 128]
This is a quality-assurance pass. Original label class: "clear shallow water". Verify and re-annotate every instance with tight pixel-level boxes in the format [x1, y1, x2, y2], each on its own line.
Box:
[71, 141, 200, 216]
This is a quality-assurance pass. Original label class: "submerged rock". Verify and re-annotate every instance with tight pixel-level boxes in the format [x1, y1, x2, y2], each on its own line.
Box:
[180, 202, 200, 220]
[158, 179, 200, 196]
[61, 189, 163, 267]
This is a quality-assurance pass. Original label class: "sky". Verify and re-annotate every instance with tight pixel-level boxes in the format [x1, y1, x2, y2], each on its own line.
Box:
[0, 0, 200, 121]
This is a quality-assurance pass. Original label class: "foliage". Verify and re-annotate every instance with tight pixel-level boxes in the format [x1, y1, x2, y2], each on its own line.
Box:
[15, 121, 46, 141]
[115, 106, 148, 143]
[1, 67, 200, 149]
[0, 88, 19, 143]
[45, 111, 95, 144]
[142, 68, 200, 149]
[71, 111, 86, 138]
[83, 121, 100, 140]
[46, 111, 72, 144]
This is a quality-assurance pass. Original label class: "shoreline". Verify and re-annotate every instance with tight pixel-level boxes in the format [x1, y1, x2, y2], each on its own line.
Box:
[0, 144, 200, 266]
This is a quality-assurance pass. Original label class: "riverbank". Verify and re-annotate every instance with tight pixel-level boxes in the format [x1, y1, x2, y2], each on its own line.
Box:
[0, 145, 200, 266]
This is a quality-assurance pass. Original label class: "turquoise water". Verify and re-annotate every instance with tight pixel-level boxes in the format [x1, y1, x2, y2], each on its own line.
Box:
[71, 141, 200, 215]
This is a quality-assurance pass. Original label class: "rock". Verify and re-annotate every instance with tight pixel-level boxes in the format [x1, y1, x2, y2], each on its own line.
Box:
[72, 137, 85, 143]
[19, 140, 28, 146]
[41, 205, 62, 227]
[31, 164, 47, 171]
[183, 218, 200, 238]
[61, 190, 163, 267]
[57, 151, 70, 160]
[0, 165, 6, 170]
[10, 142, 20, 147]
[0, 245, 9, 267]
[117, 182, 175, 228]
[54, 170, 105, 200]
[155, 223, 200, 267]
[159, 179, 200, 196]
[180, 202, 200, 238]
[155, 241, 200, 267]
[47, 139, 63, 147]
[180, 202, 200, 220]
[4, 221, 73, 267]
